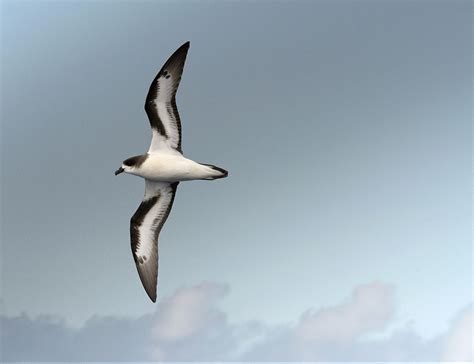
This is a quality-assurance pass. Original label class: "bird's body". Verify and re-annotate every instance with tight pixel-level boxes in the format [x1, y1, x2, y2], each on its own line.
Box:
[122, 152, 226, 182]
[115, 41, 227, 302]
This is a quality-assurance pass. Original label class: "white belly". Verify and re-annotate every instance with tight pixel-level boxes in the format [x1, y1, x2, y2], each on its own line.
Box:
[131, 153, 216, 182]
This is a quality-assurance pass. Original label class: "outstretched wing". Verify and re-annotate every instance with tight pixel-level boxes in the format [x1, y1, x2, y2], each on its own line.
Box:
[130, 180, 179, 302]
[145, 41, 190, 154]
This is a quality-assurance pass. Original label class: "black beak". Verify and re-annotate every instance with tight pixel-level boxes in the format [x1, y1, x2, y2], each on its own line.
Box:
[115, 167, 124, 176]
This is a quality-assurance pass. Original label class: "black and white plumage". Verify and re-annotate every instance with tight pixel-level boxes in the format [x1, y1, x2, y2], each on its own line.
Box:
[145, 42, 187, 154]
[116, 42, 228, 302]
[130, 181, 178, 301]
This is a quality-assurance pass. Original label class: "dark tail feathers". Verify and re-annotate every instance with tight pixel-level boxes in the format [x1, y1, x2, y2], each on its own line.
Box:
[201, 164, 228, 180]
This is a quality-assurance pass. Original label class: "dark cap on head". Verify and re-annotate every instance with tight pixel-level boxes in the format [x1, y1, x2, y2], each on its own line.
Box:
[123, 154, 148, 167]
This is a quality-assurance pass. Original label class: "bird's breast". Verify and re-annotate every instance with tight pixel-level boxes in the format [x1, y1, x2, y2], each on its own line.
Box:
[135, 154, 205, 182]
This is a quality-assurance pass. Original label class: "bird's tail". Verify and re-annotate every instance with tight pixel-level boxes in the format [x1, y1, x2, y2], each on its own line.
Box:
[200, 163, 229, 180]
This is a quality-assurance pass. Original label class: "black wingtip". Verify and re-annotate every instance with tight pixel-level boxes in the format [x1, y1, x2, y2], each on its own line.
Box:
[135, 259, 158, 303]
[159, 41, 191, 75]
[176, 41, 190, 52]
[144, 283, 157, 303]
[145, 281, 157, 303]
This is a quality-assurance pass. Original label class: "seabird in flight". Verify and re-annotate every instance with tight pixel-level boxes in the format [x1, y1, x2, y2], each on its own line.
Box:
[115, 41, 228, 302]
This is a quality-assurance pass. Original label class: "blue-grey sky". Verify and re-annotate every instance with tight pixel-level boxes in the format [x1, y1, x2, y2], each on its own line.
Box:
[1, 0, 472, 361]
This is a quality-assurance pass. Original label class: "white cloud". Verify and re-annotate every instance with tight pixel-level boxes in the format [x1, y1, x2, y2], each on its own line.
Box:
[295, 282, 394, 342]
[441, 306, 473, 362]
[0, 281, 470, 361]
[152, 282, 228, 341]
[150, 282, 241, 360]
[291, 282, 395, 360]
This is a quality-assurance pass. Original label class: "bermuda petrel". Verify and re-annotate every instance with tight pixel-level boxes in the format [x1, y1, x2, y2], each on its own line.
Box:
[115, 42, 228, 302]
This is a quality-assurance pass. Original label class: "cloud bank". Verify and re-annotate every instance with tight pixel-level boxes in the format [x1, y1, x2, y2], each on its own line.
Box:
[441, 307, 473, 362]
[1, 282, 471, 361]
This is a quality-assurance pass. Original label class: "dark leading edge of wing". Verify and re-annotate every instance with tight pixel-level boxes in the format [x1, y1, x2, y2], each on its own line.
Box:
[144, 41, 190, 153]
[130, 182, 179, 302]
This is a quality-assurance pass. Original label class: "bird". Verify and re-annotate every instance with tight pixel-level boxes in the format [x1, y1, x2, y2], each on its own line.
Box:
[115, 41, 228, 302]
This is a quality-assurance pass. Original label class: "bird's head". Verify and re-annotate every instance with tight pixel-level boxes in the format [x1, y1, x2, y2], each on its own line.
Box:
[115, 154, 148, 176]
